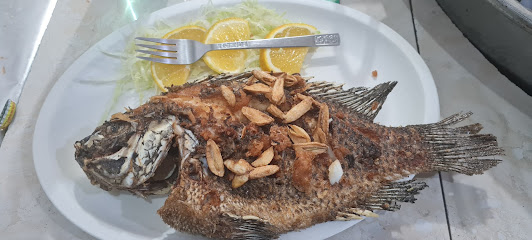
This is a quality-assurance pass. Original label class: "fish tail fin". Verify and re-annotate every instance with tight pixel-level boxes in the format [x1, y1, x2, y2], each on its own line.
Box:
[416, 112, 503, 175]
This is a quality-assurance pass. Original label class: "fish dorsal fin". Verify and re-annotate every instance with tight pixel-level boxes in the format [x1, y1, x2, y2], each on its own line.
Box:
[307, 81, 397, 121]
[190, 72, 253, 84]
[360, 180, 427, 211]
[190, 72, 397, 121]
[223, 214, 279, 240]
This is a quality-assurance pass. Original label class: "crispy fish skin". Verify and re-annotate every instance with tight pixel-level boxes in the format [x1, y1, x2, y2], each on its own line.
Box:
[154, 72, 502, 239]
[157, 92, 428, 238]
[75, 71, 502, 239]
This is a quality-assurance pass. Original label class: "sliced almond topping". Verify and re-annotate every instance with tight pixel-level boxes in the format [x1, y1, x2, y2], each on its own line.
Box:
[264, 92, 272, 101]
[249, 165, 280, 179]
[220, 85, 236, 107]
[224, 159, 254, 175]
[206, 139, 224, 177]
[264, 91, 285, 104]
[252, 70, 276, 86]
[251, 147, 274, 167]
[288, 125, 311, 144]
[296, 93, 310, 101]
[275, 72, 287, 80]
[284, 74, 298, 87]
[271, 72, 286, 77]
[244, 83, 272, 94]
[241, 107, 274, 126]
[293, 142, 328, 155]
[283, 98, 313, 123]
[267, 104, 285, 119]
[311, 99, 322, 108]
[297, 92, 321, 107]
[246, 76, 258, 85]
[318, 103, 330, 136]
[313, 127, 327, 144]
[232, 174, 249, 189]
[286, 74, 307, 87]
[271, 76, 285, 105]
[240, 126, 247, 139]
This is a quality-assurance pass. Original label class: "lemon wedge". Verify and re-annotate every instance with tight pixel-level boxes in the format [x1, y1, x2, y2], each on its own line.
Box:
[151, 25, 206, 92]
[203, 18, 250, 74]
[260, 23, 317, 74]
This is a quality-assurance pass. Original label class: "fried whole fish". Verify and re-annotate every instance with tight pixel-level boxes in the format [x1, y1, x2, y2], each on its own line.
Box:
[74, 70, 502, 239]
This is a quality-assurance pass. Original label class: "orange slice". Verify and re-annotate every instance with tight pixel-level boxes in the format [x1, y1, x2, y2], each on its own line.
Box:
[203, 18, 250, 74]
[151, 25, 206, 92]
[260, 23, 317, 74]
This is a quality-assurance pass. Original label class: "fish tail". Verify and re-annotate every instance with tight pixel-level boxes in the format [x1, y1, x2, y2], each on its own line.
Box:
[416, 112, 503, 175]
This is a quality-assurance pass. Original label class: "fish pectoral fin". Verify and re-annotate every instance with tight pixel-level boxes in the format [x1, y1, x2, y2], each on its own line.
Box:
[223, 213, 279, 240]
[307, 81, 397, 121]
[358, 180, 428, 212]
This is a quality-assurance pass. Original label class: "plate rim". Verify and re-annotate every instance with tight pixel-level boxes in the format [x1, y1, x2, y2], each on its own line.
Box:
[32, 0, 440, 239]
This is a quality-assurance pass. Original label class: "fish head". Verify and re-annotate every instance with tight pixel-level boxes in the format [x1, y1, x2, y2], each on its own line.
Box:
[74, 115, 197, 195]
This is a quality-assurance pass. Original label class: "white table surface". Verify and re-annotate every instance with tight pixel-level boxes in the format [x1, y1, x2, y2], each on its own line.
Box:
[1, 0, 530, 239]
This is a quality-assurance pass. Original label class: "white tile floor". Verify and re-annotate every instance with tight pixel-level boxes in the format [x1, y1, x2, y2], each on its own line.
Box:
[412, 0, 532, 239]
[1, 0, 530, 239]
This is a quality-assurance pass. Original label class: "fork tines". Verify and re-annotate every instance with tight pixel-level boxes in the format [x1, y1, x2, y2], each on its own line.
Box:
[136, 37, 180, 44]
[135, 37, 183, 64]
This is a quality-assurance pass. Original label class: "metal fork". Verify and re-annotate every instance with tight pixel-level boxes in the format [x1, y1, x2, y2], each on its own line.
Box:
[135, 33, 340, 65]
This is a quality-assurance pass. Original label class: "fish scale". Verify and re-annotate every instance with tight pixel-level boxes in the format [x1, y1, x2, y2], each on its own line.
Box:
[74, 70, 502, 239]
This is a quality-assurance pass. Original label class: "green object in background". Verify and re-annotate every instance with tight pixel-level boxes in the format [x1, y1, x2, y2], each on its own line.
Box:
[324, 0, 340, 3]
[0, 100, 16, 130]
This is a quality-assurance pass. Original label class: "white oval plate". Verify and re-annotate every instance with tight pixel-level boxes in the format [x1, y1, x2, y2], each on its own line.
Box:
[33, 0, 439, 239]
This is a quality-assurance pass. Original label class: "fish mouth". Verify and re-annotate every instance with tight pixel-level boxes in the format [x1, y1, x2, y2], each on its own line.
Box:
[74, 115, 198, 195]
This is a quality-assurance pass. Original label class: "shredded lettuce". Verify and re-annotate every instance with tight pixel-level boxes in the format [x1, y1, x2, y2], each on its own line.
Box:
[105, 0, 295, 119]
[195, 0, 290, 39]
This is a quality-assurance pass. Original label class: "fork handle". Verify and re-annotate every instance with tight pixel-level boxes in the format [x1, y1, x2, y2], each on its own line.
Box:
[210, 33, 340, 50]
